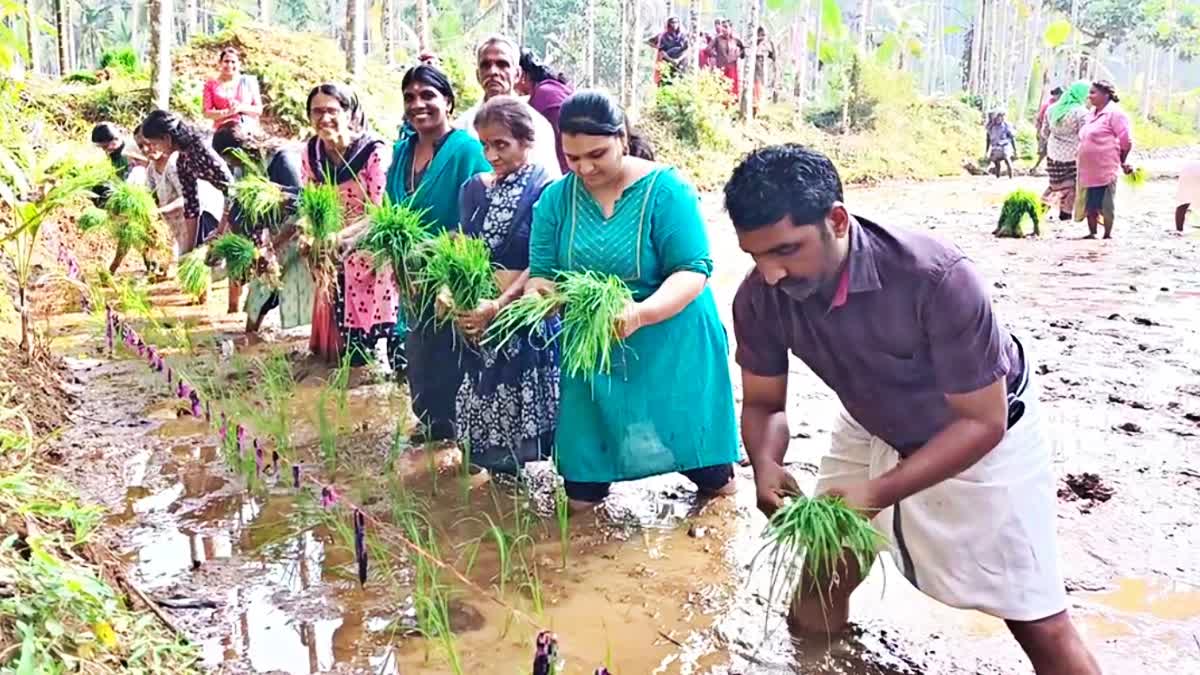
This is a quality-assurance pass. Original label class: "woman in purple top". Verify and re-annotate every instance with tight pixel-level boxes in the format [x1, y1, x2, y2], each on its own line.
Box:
[518, 50, 573, 174]
[1076, 80, 1133, 239]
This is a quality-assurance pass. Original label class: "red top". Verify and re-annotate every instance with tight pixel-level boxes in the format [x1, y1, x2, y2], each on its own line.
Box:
[203, 77, 260, 129]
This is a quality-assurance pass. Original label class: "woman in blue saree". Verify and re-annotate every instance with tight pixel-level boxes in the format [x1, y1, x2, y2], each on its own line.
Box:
[453, 96, 560, 475]
[385, 64, 491, 442]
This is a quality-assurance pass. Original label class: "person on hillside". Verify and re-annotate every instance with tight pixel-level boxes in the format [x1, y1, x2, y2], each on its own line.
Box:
[711, 19, 744, 99]
[985, 111, 1017, 179]
[1032, 86, 1062, 173]
[211, 124, 309, 334]
[1076, 80, 1133, 240]
[453, 96, 560, 475]
[300, 82, 402, 372]
[526, 90, 738, 512]
[753, 26, 777, 114]
[203, 47, 263, 132]
[385, 64, 491, 443]
[647, 17, 689, 86]
[1174, 160, 1200, 233]
[518, 49, 574, 174]
[139, 110, 232, 251]
[724, 144, 1102, 675]
[1041, 81, 1089, 221]
[455, 35, 562, 180]
[698, 22, 717, 71]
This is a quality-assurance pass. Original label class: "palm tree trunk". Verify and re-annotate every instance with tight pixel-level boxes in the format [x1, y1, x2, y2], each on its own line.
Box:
[382, 0, 395, 65]
[1166, 47, 1176, 113]
[346, 0, 363, 77]
[618, 0, 628, 106]
[622, 0, 640, 110]
[258, 0, 271, 24]
[688, 0, 699, 70]
[131, 0, 140, 53]
[415, 0, 429, 52]
[858, 0, 872, 51]
[739, 0, 758, 119]
[585, 0, 596, 85]
[811, 0, 822, 98]
[149, 0, 172, 108]
[184, 0, 198, 39]
[24, 0, 40, 75]
[53, 0, 67, 75]
[968, 0, 984, 96]
[793, 4, 807, 107]
[1140, 45, 1154, 119]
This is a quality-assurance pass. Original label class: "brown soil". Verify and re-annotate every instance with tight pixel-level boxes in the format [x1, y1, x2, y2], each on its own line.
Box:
[1059, 472, 1116, 504]
[0, 337, 74, 436]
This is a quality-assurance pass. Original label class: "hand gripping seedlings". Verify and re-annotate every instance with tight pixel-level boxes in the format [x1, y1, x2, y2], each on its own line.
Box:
[209, 233, 259, 282]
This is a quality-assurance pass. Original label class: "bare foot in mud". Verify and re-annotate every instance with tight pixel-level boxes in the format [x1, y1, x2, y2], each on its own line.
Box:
[1081, 234, 1097, 240]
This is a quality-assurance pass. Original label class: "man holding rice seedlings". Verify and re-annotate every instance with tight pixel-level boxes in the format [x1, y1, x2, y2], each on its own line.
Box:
[724, 144, 1101, 674]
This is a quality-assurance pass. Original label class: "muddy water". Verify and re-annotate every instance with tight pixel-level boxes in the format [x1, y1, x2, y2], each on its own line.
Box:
[47, 172, 1200, 674]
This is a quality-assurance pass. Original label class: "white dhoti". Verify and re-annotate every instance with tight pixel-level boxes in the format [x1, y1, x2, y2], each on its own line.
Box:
[814, 376, 1067, 622]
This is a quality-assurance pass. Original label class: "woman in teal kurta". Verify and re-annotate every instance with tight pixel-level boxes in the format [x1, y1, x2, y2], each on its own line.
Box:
[384, 64, 491, 441]
[528, 90, 738, 509]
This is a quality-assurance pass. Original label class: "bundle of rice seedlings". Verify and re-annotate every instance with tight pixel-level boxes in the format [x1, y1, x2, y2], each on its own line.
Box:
[176, 246, 211, 301]
[88, 182, 158, 251]
[210, 234, 258, 282]
[417, 232, 497, 323]
[360, 199, 433, 304]
[994, 188, 1043, 238]
[297, 182, 344, 292]
[231, 175, 286, 228]
[484, 271, 632, 380]
[77, 206, 110, 232]
[751, 495, 885, 611]
[1123, 166, 1147, 189]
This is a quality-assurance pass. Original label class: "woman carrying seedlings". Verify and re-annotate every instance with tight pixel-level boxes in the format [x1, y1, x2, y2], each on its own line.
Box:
[527, 90, 738, 510]
[453, 96, 560, 475]
[139, 109, 233, 249]
[212, 125, 309, 333]
[385, 64, 491, 442]
[299, 83, 402, 370]
[202, 47, 263, 132]
[1076, 80, 1134, 239]
[1041, 81, 1090, 221]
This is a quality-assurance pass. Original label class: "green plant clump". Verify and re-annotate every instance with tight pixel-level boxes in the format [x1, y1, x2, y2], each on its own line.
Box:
[995, 188, 1043, 238]
[64, 71, 100, 85]
[360, 199, 433, 305]
[1124, 166, 1148, 189]
[230, 173, 286, 228]
[419, 232, 497, 321]
[176, 246, 211, 301]
[751, 495, 885, 611]
[98, 46, 139, 74]
[209, 233, 258, 281]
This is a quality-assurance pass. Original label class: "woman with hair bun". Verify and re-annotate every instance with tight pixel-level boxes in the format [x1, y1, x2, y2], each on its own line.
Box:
[139, 109, 232, 248]
[526, 90, 738, 511]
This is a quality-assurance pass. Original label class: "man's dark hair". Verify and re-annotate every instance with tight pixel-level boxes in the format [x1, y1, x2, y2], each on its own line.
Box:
[91, 122, 119, 144]
[723, 144, 843, 231]
[1050, 86, 1063, 96]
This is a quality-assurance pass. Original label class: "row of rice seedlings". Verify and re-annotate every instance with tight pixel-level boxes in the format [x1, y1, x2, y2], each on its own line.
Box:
[417, 232, 498, 326]
[209, 233, 258, 282]
[297, 181, 344, 295]
[485, 271, 633, 380]
[749, 495, 886, 629]
[360, 199, 433, 308]
[315, 354, 352, 473]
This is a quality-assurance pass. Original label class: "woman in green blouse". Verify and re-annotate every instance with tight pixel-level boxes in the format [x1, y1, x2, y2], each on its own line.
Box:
[384, 64, 491, 442]
[527, 90, 739, 511]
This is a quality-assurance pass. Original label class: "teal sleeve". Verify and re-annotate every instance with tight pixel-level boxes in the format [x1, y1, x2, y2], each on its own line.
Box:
[650, 169, 714, 277]
[529, 178, 565, 279]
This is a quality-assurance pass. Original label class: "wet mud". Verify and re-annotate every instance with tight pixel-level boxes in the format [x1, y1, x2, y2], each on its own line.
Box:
[44, 171, 1200, 674]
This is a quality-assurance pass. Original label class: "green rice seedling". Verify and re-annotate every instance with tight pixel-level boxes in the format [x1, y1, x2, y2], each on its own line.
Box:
[994, 188, 1043, 238]
[750, 495, 886, 624]
[104, 182, 156, 231]
[209, 233, 258, 282]
[316, 356, 350, 473]
[1123, 166, 1148, 189]
[175, 245, 211, 301]
[554, 485, 570, 568]
[297, 181, 344, 293]
[230, 174, 286, 228]
[481, 291, 562, 349]
[521, 555, 544, 617]
[416, 231, 497, 324]
[76, 206, 110, 232]
[361, 198, 433, 306]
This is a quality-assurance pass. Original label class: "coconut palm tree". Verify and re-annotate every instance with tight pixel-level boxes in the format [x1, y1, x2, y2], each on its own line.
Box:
[345, 0, 363, 76]
[149, 0, 171, 107]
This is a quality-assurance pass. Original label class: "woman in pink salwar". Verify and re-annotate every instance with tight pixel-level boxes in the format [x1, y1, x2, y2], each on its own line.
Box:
[1076, 80, 1133, 239]
[301, 83, 403, 371]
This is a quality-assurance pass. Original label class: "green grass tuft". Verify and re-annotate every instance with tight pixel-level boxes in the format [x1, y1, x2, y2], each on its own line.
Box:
[76, 206, 110, 232]
[176, 246, 211, 301]
[417, 232, 497, 323]
[230, 175, 286, 228]
[210, 233, 258, 281]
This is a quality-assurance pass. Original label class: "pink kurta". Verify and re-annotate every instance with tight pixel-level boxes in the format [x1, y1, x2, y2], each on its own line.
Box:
[300, 144, 399, 332]
[1077, 105, 1132, 188]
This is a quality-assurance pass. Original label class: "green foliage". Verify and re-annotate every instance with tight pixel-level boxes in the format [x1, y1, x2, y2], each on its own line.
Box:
[1124, 166, 1148, 189]
[418, 232, 498, 321]
[229, 155, 287, 228]
[176, 246, 211, 302]
[647, 70, 735, 148]
[77, 84, 152, 131]
[297, 181, 343, 290]
[98, 45, 139, 74]
[1014, 122, 1037, 161]
[64, 71, 102, 85]
[252, 61, 311, 136]
[210, 233, 258, 282]
[77, 206, 110, 232]
[361, 198, 433, 305]
[439, 52, 482, 114]
[995, 189, 1043, 238]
